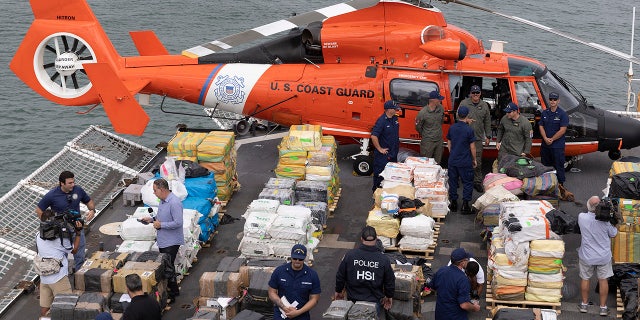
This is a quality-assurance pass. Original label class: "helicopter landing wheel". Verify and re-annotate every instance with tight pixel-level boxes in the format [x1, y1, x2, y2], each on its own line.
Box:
[564, 157, 574, 171]
[608, 149, 621, 161]
[353, 155, 373, 176]
[234, 119, 251, 136]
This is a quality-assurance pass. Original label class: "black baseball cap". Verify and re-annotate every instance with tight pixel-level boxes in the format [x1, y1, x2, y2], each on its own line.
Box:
[361, 226, 377, 241]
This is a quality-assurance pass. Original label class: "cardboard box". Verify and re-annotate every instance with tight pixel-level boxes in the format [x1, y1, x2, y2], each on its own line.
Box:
[199, 272, 241, 298]
[112, 269, 157, 293]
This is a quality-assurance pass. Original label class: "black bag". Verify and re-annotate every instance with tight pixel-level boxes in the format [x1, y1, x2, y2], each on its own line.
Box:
[545, 209, 580, 234]
[499, 154, 553, 179]
[176, 160, 209, 178]
[492, 308, 536, 320]
[610, 172, 640, 200]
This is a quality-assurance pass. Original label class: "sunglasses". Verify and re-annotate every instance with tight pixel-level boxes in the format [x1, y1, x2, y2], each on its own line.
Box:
[291, 258, 304, 261]
[549, 98, 558, 101]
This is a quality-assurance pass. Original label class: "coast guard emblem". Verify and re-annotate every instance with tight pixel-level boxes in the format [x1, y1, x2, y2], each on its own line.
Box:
[214, 75, 246, 104]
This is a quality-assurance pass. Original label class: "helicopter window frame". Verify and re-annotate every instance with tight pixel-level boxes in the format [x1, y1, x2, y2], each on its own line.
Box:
[420, 25, 444, 44]
[513, 81, 542, 116]
[536, 69, 581, 113]
[389, 79, 440, 108]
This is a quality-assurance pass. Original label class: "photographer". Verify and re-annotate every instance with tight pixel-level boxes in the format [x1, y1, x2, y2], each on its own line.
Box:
[577, 196, 618, 316]
[35, 171, 95, 271]
[35, 209, 82, 317]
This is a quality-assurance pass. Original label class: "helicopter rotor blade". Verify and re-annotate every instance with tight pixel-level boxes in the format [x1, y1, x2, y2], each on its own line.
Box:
[443, 0, 640, 65]
[182, 0, 379, 58]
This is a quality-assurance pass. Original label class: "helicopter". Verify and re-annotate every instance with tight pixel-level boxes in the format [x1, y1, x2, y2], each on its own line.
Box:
[10, 0, 640, 176]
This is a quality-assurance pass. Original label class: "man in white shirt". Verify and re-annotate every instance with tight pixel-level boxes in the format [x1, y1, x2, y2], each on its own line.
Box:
[448, 257, 485, 297]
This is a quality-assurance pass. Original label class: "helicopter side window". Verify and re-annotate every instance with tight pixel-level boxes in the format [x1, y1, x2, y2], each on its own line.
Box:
[389, 79, 439, 108]
[514, 81, 541, 115]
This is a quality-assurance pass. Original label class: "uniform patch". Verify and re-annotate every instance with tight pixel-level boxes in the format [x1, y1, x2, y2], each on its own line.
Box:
[214, 75, 246, 104]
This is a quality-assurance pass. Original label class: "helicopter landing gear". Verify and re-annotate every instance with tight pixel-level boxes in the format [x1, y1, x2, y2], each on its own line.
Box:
[353, 155, 373, 176]
[234, 119, 252, 136]
[608, 149, 622, 160]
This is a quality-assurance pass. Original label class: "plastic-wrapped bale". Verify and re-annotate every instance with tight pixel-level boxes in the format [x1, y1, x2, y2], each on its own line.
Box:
[117, 240, 155, 253]
[216, 181, 237, 201]
[306, 165, 334, 182]
[388, 298, 416, 320]
[482, 204, 501, 227]
[50, 293, 78, 320]
[527, 272, 563, 289]
[413, 187, 447, 203]
[380, 162, 413, 184]
[120, 260, 163, 282]
[473, 185, 520, 212]
[322, 300, 353, 319]
[282, 124, 323, 151]
[380, 193, 399, 216]
[271, 238, 303, 259]
[265, 177, 296, 190]
[308, 149, 334, 167]
[244, 211, 277, 239]
[74, 267, 114, 293]
[259, 187, 295, 205]
[275, 163, 306, 180]
[482, 173, 523, 195]
[217, 257, 247, 273]
[167, 131, 208, 158]
[194, 297, 239, 320]
[278, 149, 308, 166]
[120, 217, 157, 241]
[404, 156, 436, 167]
[525, 286, 562, 302]
[128, 251, 172, 281]
[187, 306, 220, 320]
[238, 236, 272, 258]
[347, 301, 379, 320]
[239, 264, 278, 288]
[268, 205, 313, 241]
[109, 292, 128, 313]
[297, 201, 328, 230]
[610, 160, 640, 177]
[522, 172, 559, 197]
[196, 131, 235, 162]
[74, 292, 107, 320]
[393, 269, 417, 301]
[295, 180, 328, 203]
[620, 199, 640, 216]
[233, 309, 266, 320]
[89, 251, 130, 269]
[366, 208, 400, 239]
[199, 271, 242, 298]
[247, 199, 281, 215]
[243, 269, 275, 316]
[491, 279, 526, 301]
[199, 149, 237, 174]
[413, 165, 442, 187]
[399, 215, 435, 239]
[374, 185, 415, 207]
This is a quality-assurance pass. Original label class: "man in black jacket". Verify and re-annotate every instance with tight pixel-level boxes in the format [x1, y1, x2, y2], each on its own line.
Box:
[334, 226, 395, 314]
[122, 274, 162, 320]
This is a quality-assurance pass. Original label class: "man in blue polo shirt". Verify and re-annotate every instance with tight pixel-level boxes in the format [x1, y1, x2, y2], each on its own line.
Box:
[539, 92, 569, 186]
[36, 171, 96, 271]
[431, 248, 480, 320]
[446, 106, 477, 214]
[371, 100, 400, 190]
[268, 244, 321, 320]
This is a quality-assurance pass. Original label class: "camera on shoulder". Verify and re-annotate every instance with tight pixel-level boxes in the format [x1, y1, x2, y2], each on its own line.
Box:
[595, 197, 618, 224]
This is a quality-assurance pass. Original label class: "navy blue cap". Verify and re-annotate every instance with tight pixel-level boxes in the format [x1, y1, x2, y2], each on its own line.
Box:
[361, 225, 377, 241]
[503, 102, 518, 113]
[470, 85, 481, 93]
[549, 92, 559, 99]
[451, 248, 473, 263]
[428, 91, 445, 101]
[291, 244, 307, 260]
[384, 100, 400, 109]
[457, 106, 470, 117]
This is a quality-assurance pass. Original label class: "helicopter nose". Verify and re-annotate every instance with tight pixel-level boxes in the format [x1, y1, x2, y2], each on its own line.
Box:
[600, 111, 640, 150]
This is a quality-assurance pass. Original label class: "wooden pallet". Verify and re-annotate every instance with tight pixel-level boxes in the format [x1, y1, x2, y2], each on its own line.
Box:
[328, 188, 342, 215]
[485, 287, 561, 314]
[201, 230, 218, 247]
[430, 214, 446, 223]
[616, 287, 623, 319]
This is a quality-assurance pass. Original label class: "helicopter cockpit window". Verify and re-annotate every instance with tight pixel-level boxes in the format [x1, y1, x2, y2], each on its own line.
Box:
[389, 79, 439, 107]
[514, 81, 541, 116]
[536, 69, 581, 113]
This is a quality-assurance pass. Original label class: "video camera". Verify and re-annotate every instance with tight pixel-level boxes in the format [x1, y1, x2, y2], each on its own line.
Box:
[595, 197, 618, 225]
[39, 209, 84, 248]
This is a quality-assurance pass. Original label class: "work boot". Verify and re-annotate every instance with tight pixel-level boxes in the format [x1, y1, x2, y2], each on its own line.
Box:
[461, 201, 472, 215]
[449, 200, 458, 212]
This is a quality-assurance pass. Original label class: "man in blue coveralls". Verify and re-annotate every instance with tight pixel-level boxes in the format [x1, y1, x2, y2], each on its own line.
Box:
[446, 106, 477, 214]
[36, 171, 96, 271]
[431, 248, 481, 320]
[268, 244, 321, 320]
[371, 100, 400, 191]
[539, 92, 569, 186]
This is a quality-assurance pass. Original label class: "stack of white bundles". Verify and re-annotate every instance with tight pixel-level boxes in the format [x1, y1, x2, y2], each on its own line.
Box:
[414, 187, 447, 203]
[501, 214, 553, 243]
[380, 162, 413, 185]
[366, 208, 400, 239]
[258, 187, 295, 205]
[268, 205, 313, 242]
[271, 238, 299, 258]
[246, 198, 280, 215]
[297, 201, 328, 231]
[182, 232, 201, 265]
[265, 177, 296, 190]
[412, 165, 442, 187]
[244, 211, 277, 239]
[374, 185, 415, 207]
[175, 245, 193, 276]
[296, 180, 329, 203]
[488, 233, 528, 300]
[398, 215, 435, 250]
[473, 185, 519, 212]
[120, 217, 157, 241]
[503, 237, 531, 270]
[238, 236, 273, 258]
[414, 180, 447, 198]
[430, 201, 449, 216]
[380, 192, 399, 215]
[526, 239, 564, 302]
[182, 209, 202, 243]
[117, 240, 155, 253]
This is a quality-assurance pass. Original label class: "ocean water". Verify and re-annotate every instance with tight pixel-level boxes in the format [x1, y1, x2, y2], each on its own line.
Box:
[0, 0, 637, 195]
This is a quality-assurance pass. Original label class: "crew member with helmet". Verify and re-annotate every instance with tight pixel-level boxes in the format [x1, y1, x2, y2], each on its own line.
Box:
[458, 85, 491, 192]
[415, 90, 446, 164]
[446, 106, 477, 213]
[539, 92, 569, 186]
[371, 100, 401, 191]
[334, 226, 395, 314]
[496, 102, 533, 161]
[35, 171, 96, 271]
